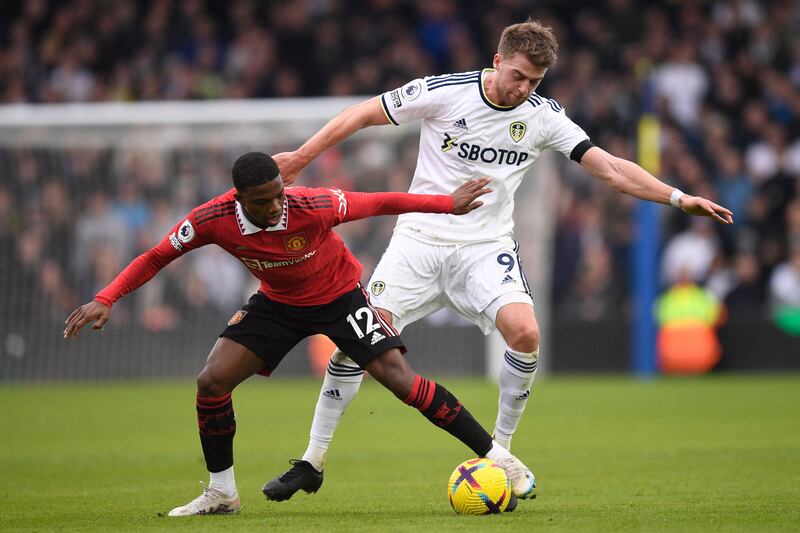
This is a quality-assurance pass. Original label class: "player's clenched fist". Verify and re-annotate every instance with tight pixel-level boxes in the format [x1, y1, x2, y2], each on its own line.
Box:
[450, 177, 493, 215]
[63, 301, 110, 338]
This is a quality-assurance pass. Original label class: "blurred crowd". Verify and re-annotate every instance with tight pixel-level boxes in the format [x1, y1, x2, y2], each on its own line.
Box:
[545, 0, 800, 323]
[1, 0, 800, 331]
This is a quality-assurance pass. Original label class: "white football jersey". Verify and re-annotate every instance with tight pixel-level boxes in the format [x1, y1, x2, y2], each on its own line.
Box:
[379, 69, 589, 243]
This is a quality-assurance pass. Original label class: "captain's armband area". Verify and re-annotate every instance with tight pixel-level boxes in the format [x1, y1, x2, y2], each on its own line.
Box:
[569, 139, 595, 163]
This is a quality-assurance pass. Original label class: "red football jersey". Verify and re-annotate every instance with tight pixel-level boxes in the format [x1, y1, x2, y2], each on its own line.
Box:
[95, 186, 453, 307]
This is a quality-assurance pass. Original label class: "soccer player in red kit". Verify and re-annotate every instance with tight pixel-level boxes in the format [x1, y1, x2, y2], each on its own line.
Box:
[63, 152, 537, 516]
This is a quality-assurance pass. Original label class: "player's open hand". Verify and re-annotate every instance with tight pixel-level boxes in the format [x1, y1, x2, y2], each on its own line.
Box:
[679, 195, 734, 225]
[272, 151, 303, 185]
[63, 301, 111, 338]
[451, 177, 492, 215]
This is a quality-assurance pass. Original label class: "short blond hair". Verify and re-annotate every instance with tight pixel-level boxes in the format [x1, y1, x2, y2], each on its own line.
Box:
[498, 20, 558, 68]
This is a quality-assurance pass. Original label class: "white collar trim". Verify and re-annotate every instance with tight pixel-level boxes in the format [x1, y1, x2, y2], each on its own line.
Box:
[235, 199, 288, 234]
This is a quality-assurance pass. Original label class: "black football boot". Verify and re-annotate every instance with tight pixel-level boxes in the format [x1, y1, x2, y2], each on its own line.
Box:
[262, 459, 324, 501]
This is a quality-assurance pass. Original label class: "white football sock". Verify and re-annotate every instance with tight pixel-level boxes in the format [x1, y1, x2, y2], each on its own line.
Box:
[209, 465, 237, 496]
[301, 349, 363, 471]
[484, 440, 512, 462]
[493, 347, 539, 451]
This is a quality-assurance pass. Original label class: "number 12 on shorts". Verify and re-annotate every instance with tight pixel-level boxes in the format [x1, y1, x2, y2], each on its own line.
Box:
[346, 307, 381, 339]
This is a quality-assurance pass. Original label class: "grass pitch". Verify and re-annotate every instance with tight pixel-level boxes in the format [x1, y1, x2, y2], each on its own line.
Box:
[2, 375, 798, 532]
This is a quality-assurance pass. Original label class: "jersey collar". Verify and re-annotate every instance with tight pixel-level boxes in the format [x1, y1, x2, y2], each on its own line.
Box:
[479, 68, 518, 112]
[235, 199, 288, 234]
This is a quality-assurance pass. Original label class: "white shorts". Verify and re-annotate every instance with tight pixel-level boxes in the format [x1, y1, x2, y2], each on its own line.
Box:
[365, 233, 534, 334]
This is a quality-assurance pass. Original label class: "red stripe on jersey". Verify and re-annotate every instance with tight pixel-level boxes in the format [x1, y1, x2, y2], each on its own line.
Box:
[194, 203, 236, 219]
[197, 199, 234, 210]
[197, 204, 235, 218]
[196, 207, 236, 225]
[287, 198, 333, 207]
[287, 200, 333, 207]
[287, 195, 332, 202]
[287, 194, 330, 201]
[196, 202, 235, 216]
[194, 207, 236, 222]
[196, 201, 235, 218]
[196, 206, 235, 222]
[286, 205, 331, 210]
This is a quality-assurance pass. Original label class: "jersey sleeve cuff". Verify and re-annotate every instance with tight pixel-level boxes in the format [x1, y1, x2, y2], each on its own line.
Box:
[379, 93, 399, 126]
[570, 139, 595, 163]
[94, 295, 114, 307]
[443, 195, 454, 213]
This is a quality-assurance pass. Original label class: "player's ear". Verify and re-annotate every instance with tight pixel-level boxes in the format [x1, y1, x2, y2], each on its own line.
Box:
[493, 53, 503, 69]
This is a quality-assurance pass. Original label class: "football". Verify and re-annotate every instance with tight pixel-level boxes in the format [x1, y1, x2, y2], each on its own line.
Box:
[447, 458, 511, 515]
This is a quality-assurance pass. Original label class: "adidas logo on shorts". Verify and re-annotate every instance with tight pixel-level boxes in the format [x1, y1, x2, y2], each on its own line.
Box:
[501, 274, 516, 285]
[323, 389, 342, 400]
[370, 331, 386, 345]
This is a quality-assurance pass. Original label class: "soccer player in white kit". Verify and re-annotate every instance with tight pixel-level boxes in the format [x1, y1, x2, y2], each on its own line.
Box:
[262, 20, 733, 506]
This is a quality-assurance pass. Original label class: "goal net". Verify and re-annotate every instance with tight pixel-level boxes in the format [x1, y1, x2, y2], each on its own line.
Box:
[0, 99, 556, 381]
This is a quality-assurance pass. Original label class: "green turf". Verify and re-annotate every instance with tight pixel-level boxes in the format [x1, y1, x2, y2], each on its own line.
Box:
[1, 375, 798, 532]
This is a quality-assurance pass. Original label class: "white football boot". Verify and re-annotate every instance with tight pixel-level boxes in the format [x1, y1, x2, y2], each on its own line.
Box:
[495, 455, 537, 499]
[168, 483, 240, 516]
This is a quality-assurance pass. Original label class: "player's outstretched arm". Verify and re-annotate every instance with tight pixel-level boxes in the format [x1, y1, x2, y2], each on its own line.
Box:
[340, 178, 492, 222]
[451, 177, 493, 215]
[63, 301, 110, 338]
[273, 97, 390, 185]
[62, 235, 189, 338]
[580, 146, 733, 224]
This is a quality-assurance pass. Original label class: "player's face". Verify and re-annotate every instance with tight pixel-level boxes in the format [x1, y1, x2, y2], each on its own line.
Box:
[235, 178, 285, 228]
[492, 52, 547, 107]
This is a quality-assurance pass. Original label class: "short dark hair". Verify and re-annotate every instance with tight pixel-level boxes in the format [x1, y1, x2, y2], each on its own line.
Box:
[498, 20, 558, 69]
[231, 152, 280, 191]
